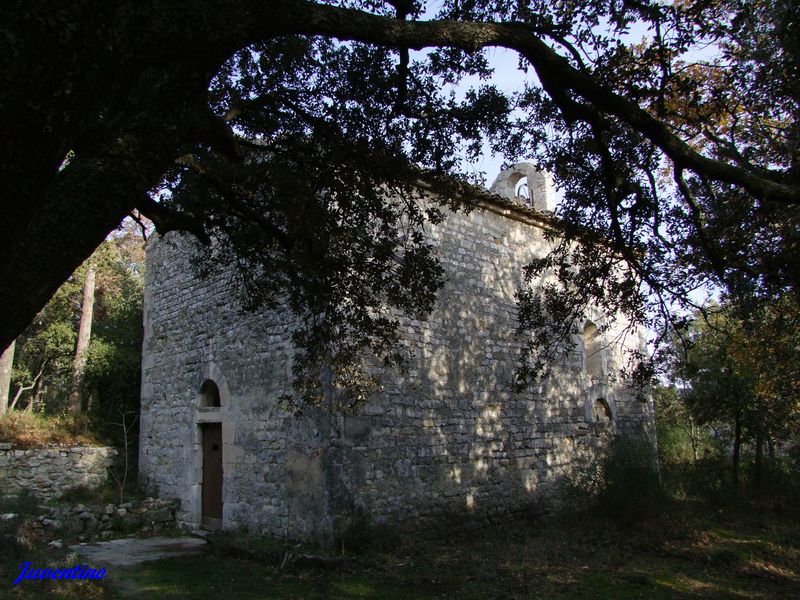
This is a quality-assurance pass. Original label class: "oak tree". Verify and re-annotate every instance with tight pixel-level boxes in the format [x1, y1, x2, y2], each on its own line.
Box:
[2, 0, 797, 401]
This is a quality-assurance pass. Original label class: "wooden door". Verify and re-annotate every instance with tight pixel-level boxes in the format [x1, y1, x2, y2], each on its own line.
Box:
[201, 423, 223, 528]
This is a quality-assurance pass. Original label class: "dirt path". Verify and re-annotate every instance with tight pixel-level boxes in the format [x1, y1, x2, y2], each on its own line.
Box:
[70, 535, 208, 598]
[71, 535, 207, 567]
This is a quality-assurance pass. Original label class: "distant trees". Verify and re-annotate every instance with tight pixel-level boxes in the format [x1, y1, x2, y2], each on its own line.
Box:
[3, 222, 144, 423]
[652, 385, 706, 466]
[664, 301, 800, 493]
[675, 309, 755, 491]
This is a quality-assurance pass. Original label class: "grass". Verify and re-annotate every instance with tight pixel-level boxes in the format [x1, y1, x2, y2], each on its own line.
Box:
[0, 412, 104, 448]
[56, 480, 147, 506]
[4, 428, 792, 599]
[118, 501, 800, 599]
[1, 498, 799, 598]
[2, 428, 799, 600]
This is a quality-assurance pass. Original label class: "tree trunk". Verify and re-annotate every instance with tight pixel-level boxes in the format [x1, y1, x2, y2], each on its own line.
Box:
[732, 414, 742, 496]
[0, 340, 15, 415]
[1, 0, 798, 355]
[754, 430, 764, 495]
[69, 267, 95, 415]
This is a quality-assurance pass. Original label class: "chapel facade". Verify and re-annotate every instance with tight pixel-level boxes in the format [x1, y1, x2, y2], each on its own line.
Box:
[138, 163, 655, 540]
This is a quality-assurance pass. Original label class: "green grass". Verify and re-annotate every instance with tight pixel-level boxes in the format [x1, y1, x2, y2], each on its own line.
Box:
[2, 499, 799, 599]
[117, 501, 800, 600]
[127, 554, 433, 600]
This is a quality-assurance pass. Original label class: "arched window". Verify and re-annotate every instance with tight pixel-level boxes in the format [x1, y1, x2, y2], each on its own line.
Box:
[514, 176, 531, 206]
[199, 379, 221, 408]
[583, 322, 603, 380]
[592, 398, 612, 422]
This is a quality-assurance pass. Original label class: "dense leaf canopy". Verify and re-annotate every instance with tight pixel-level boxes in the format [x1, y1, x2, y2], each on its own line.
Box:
[1, 0, 798, 404]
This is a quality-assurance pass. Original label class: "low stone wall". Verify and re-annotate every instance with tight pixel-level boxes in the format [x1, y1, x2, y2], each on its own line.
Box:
[0, 444, 116, 500]
[32, 497, 178, 541]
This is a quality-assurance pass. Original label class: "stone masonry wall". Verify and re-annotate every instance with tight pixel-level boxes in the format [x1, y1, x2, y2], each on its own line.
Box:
[32, 497, 178, 542]
[139, 191, 655, 541]
[139, 234, 298, 536]
[322, 204, 653, 536]
[0, 445, 116, 501]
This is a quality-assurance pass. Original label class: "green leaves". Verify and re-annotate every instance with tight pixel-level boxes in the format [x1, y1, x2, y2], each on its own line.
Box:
[666, 299, 799, 447]
[10, 223, 144, 417]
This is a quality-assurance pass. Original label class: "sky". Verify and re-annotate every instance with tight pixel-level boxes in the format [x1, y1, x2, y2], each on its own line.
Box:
[410, 15, 660, 193]
[414, 18, 720, 323]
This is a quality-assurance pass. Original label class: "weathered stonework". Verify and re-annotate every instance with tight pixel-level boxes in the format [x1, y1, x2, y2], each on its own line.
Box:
[0, 445, 116, 501]
[31, 497, 178, 541]
[139, 167, 655, 541]
[489, 161, 555, 212]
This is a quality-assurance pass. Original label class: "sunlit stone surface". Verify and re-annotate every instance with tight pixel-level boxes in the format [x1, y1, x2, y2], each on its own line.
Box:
[138, 166, 655, 541]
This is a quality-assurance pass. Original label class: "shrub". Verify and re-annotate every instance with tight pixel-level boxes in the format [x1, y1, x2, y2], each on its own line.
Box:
[599, 436, 663, 522]
[0, 488, 43, 517]
[560, 435, 663, 524]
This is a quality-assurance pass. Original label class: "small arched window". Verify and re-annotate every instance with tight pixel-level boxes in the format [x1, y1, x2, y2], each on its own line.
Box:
[583, 322, 603, 379]
[200, 379, 221, 408]
[514, 176, 531, 206]
[592, 398, 612, 422]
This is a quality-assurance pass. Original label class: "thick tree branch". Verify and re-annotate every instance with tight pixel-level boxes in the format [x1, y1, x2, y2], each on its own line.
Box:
[246, 1, 798, 204]
[137, 194, 211, 245]
[177, 153, 296, 253]
[2, 0, 796, 357]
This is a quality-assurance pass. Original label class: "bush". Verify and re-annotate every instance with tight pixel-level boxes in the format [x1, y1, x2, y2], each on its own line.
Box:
[0, 488, 43, 517]
[660, 456, 730, 504]
[560, 435, 663, 524]
[753, 452, 800, 513]
[0, 519, 25, 562]
[600, 436, 663, 522]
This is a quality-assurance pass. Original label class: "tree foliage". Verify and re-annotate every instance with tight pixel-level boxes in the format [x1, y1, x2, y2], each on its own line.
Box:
[665, 301, 800, 490]
[653, 385, 712, 466]
[9, 223, 144, 423]
[1, 0, 798, 404]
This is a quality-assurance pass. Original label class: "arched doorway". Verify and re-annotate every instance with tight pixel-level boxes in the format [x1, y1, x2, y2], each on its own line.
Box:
[198, 379, 223, 529]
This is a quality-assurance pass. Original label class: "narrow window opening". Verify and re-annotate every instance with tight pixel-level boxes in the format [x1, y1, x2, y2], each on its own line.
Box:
[200, 379, 221, 408]
[593, 398, 612, 422]
[583, 322, 603, 380]
[514, 176, 530, 206]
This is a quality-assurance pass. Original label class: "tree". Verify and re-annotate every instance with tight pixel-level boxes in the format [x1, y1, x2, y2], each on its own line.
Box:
[2, 1, 798, 400]
[674, 309, 756, 492]
[0, 342, 14, 415]
[68, 266, 95, 414]
[668, 302, 799, 493]
[83, 223, 146, 433]
[8, 226, 145, 416]
[732, 297, 800, 440]
[729, 296, 800, 485]
[653, 384, 706, 465]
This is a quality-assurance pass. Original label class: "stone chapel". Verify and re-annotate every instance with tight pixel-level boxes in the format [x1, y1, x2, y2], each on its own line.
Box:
[138, 163, 655, 540]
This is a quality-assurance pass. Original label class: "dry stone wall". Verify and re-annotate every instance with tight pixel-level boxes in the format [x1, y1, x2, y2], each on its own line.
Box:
[32, 497, 178, 542]
[0, 445, 116, 501]
[139, 190, 655, 542]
